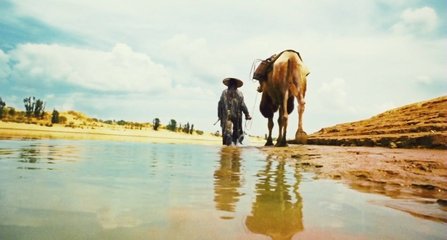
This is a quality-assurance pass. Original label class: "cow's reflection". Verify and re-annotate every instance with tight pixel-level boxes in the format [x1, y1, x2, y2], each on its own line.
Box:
[245, 155, 303, 240]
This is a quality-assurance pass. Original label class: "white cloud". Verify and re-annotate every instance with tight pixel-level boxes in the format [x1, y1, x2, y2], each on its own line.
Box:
[392, 7, 439, 34]
[316, 78, 356, 114]
[9, 43, 171, 93]
[4, 1, 447, 136]
[160, 34, 236, 86]
[415, 75, 432, 85]
[0, 49, 11, 82]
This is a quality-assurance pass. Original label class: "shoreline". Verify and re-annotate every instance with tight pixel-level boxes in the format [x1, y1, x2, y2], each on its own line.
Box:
[0, 121, 265, 146]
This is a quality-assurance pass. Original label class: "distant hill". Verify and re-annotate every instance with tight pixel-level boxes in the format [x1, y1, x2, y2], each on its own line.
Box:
[307, 96, 447, 149]
[0, 109, 151, 130]
[0, 108, 211, 136]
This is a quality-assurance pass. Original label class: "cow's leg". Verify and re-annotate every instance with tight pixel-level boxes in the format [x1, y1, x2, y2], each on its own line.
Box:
[295, 92, 307, 144]
[276, 91, 289, 147]
[283, 91, 290, 146]
[297, 92, 305, 131]
[260, 93, 275, 146]
[265, 117, 274, 146]
[276, 107, 283, 147]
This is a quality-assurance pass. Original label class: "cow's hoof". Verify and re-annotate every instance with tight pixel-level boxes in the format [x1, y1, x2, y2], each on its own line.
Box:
[295, 130, 308, 144]
[275, 138, 288, 147]
[275, 142, 288, 147]
[265, 140, 274, 146]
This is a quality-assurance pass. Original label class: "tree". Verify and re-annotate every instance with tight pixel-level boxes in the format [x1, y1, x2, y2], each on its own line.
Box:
[153, 118, 160, 130]
[51, 109, 60, 124]
[23, 96, 35, 118]
[183, 122, 190, 133]
[167, 119, 177, 132]
[189, 124, 194, 134]
[117, 120, 126, 125]
[34, 99, 45, 118]
[0, 97, 5, 119]
[8, 107, 16, 117]
[23, 96, 45, 118]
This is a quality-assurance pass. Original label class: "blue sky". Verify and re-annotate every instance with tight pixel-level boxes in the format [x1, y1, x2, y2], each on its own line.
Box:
[1, 0, 446, 136]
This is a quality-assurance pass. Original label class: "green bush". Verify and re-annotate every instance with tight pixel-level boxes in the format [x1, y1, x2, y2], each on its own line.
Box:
[167, 119, 177, 132]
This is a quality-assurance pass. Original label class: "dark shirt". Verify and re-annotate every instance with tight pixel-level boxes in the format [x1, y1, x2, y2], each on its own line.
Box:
[218, 88, 249, 128]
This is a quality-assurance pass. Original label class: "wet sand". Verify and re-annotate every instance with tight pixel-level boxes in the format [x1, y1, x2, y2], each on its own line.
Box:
[261, 145, 447, 223]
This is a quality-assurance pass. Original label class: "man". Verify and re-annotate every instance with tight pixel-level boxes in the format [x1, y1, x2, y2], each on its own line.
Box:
[218, 78, 252, 146]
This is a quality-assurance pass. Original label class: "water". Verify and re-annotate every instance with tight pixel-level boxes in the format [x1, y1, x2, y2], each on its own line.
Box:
[0, 139, 445, 240]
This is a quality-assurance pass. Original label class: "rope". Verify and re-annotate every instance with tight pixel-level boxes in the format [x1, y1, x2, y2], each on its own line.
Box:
[245, 59, 263, 134]
[246, 91, 258, 132]
[249, 59, 263, 82]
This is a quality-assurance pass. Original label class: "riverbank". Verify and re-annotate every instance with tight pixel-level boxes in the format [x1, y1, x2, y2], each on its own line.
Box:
[307, 96, 447, 149]
[0, 121, 264, 146]
[260, 144, 447, 223]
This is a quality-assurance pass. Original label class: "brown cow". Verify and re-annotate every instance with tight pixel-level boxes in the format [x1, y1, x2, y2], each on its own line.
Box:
[259, 50, 309, 146]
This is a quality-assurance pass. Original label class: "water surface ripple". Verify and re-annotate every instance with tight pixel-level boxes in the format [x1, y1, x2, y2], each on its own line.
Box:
[0, 139, 445, 239]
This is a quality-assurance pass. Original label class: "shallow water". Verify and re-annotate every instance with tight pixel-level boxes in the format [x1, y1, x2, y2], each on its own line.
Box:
[0, 139, 445, 240]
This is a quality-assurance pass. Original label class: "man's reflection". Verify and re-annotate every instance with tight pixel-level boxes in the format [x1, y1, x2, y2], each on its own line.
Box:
[214, 146, 242, 219]
[245, 155, 303, 240]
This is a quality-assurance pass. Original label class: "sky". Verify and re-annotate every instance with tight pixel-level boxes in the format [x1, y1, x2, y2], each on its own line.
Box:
[1, 0, 446, 137]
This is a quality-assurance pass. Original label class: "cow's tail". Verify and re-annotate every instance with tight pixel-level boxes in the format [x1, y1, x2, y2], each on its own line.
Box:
[287, 56, 300, 97]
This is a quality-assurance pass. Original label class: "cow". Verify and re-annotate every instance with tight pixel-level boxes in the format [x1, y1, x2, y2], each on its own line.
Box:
[259, 50, 309, 146]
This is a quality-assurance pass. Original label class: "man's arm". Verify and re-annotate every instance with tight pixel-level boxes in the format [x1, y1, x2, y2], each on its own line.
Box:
[238, 91, 251, 120]
[218, 90, 227, 120]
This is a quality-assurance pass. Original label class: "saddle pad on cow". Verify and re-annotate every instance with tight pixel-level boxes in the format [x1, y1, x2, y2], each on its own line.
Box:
[252, 49, 303, 81]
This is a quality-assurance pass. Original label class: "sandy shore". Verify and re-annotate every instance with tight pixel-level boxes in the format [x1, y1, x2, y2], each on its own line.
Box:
[261, 144, 447, 222]
[0, 121, 264, 146]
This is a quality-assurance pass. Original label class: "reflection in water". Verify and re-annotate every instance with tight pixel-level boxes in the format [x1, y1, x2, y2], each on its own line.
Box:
[1, 140, 445, 239]
[245, 155, 303, 240]
[0, 148, 14, 156]
[10, 141, 81, 170]
[214, 147, 242, 219]
[19, 146, 40, 163]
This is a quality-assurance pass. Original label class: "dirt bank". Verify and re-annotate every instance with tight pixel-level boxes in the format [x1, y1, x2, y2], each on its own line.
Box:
[307, 96, 447, 149]
[261, 145, 447, 222]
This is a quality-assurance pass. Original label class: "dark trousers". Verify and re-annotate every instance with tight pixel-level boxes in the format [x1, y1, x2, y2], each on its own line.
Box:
[222, 117, 243, 145]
